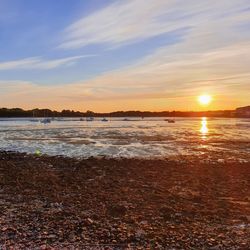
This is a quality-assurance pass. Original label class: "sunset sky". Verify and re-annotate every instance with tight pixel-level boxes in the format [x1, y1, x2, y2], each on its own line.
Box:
[0, 0, 250, 112]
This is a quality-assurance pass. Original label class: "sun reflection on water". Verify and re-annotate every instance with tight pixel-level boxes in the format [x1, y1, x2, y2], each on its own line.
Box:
[200, 117, 208, 139]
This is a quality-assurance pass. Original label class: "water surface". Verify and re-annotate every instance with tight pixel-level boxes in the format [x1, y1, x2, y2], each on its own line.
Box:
[0, 117, 249, 159]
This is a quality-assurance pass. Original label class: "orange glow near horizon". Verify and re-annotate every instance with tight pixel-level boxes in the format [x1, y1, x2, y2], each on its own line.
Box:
[1, 93, 243, 112]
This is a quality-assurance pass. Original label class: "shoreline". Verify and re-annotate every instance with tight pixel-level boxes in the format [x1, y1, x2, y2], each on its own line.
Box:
[1, 149, 249, 164]
[1, 116, 250, 119]
[0, 151, 249, 248]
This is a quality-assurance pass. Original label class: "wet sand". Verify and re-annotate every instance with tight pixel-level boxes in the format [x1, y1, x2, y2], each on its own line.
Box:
[0, 151, 249, 249]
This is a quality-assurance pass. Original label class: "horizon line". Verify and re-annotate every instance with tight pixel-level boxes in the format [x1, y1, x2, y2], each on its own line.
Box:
[1, 106, 247, 113]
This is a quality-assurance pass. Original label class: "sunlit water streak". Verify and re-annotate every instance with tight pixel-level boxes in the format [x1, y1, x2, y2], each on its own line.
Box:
[0, 117, 249, 158]
[200, 117, 208, 139]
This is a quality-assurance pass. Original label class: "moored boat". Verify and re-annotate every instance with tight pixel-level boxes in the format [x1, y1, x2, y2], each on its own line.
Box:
[86, 117, 94, 122]
[40, 118, 51, 124]
[164, 119, 175, 123]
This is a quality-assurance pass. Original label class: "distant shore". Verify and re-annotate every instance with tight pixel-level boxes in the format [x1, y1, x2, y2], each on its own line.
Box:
[1, 106, 250, 118]
[0, 151, 249, 248]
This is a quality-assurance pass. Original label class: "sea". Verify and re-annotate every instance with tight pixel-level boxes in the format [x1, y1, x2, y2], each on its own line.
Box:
[0, 117, 249, 159]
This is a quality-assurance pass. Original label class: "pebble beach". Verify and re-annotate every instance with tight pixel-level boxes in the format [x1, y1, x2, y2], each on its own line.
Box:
[0, 151, 249, 249]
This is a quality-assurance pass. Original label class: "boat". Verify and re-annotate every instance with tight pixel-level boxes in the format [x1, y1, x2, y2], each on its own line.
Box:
[40, 110, 52, 124]
[101, 118, 108, 122]
[80, 118, 84, 121]
[40, 118, 51, 124]
[168, 119, 175, 123]
[164, 119, 175, 123]
[30, 119, 39, 122]
[86, 117, 94, 122]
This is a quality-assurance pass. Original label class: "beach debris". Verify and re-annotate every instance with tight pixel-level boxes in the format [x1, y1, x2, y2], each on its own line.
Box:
[35, 149, 42, 156]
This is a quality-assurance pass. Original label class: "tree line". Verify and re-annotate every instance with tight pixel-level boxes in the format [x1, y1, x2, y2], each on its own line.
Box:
[0, 107, 237, 117]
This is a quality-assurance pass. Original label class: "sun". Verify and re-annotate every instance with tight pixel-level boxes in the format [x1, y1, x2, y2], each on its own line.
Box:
[198, 94, 212, 105]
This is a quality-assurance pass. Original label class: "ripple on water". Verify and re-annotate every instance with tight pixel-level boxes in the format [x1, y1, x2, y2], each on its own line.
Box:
[0, 118, 249, 159]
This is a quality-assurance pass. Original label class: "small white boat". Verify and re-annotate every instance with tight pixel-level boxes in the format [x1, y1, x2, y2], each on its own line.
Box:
[40, 118, 51, 124]
[86, 117, 94, 122]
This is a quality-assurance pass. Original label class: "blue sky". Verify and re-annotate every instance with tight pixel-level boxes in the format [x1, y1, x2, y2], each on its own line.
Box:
[0, 0, 250, 111]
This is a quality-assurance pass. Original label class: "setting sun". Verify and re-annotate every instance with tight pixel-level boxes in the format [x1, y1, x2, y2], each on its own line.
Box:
[198, 94, 212, 106]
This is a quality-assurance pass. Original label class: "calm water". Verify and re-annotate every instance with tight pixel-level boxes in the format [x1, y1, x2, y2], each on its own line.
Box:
[0, 117, 249, 159]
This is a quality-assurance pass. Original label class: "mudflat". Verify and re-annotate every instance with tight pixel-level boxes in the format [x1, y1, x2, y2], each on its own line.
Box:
[0, 151, 249, 249]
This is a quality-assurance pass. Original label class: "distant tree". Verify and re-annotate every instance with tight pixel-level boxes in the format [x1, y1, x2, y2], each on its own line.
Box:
[86, 110, 95, 117]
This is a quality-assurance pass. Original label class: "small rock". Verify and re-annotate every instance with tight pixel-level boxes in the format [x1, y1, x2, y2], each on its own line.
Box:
[107, 204, 127, 217]
[217, 159, 225, 163]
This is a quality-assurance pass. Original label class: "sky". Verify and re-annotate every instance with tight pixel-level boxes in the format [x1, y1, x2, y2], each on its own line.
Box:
[0, 0, 250, 112]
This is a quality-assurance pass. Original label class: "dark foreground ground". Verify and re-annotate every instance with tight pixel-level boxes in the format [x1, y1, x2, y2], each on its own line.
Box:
[0, 151, 249, 249]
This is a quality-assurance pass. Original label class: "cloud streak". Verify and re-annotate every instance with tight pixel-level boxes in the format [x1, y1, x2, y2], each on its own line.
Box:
[59, 0, 250, 49]
[0, 55, 95, 70]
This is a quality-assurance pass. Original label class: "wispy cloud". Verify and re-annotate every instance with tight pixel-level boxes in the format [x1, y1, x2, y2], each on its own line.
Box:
[75, 42, 250, 98]
[1, 42, 249, 111]
[0, 55, 95, 70]
[59, 0, 250, 49]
